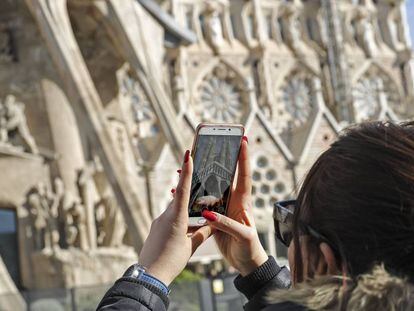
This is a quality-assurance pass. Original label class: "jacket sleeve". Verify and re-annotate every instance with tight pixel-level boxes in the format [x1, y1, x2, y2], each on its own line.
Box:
[96, 277, 169, 311]
[234, 256, 292, 311]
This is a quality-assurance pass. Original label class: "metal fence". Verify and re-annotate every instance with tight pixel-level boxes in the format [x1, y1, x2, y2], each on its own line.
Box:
[0, 275, 246, 311]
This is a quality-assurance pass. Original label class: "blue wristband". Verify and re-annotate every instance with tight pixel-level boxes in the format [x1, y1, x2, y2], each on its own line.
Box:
[123, 264, 170, 295]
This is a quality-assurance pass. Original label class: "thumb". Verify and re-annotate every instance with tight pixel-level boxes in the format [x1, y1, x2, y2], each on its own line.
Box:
[202, 211, 255, 242]
[191, 225, 213, 253]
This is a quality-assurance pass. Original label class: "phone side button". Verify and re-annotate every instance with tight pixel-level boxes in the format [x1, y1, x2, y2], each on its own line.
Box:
[198, 219, 207, 225]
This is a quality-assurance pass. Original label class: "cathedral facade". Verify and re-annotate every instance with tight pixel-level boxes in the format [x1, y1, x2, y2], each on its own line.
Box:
[0, 0, 413, 308]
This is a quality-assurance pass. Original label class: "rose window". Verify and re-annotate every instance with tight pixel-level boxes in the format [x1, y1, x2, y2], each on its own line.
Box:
[352, 69, 402, 121]
[352, 77, 382, 122]
[277, 74, 314, 132]
[195, 64, 247, 123]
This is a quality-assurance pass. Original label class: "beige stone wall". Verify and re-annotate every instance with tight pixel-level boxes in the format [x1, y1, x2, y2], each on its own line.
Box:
[0, 0, 412, 296]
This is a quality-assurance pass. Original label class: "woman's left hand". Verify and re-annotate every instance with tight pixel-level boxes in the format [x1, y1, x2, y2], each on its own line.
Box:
[138, 150, 212, 286]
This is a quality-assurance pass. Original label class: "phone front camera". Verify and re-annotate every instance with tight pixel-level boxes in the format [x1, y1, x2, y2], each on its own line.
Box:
[229, 129, 231, 131]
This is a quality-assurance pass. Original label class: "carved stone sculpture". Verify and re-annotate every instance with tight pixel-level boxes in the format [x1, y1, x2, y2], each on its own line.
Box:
[0, 95, 39, 154]
[354, 8, 379, 58]
[27, 181, 62, 251]
[65, 199, 89, 250]
[279, 3, 308, 57]
[204, 1, 224, 52]
[77, 162, 100, 249]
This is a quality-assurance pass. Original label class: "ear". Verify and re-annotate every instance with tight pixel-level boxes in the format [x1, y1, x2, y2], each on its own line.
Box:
[319, 242, 340, 275]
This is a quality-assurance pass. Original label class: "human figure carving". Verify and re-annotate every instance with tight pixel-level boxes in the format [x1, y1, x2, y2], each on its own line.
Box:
[204, 1, 224, 52]
[0, 95, 39, 154]
[354, 8, 379, 57]
[65, 199, 89, 250]
[27, 181, 62, 251]
[77, 161, 100, 249]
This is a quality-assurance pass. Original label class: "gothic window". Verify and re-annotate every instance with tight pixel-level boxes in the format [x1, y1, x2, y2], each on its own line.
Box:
[195, 63, 248, 123]
[277, 17, 287, 43]
[251, 155, 288, 209]
[278, 73, 314, 130]
[0, 26, 16, 62]
[263, 10, 273, 39]
[185, 6, 193, 30]
[119, 72, 159, 139]
[352, 67, 402, 121]
[245, 7, 257, 40]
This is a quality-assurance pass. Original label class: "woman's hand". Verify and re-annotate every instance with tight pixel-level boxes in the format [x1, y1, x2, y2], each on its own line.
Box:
[202, 138, 268, 276]
[138, 150, 212, 286]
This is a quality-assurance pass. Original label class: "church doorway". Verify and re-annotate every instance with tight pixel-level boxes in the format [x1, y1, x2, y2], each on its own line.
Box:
[0, 208, 21, 289]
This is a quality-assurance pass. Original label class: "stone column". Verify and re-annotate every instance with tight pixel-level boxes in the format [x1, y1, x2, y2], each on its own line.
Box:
[41, 79, 86, 197]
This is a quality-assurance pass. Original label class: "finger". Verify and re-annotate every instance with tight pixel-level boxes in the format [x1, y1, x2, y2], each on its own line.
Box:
[191, 225, 213, 253]
[174, 150, 193, 219]
[204, 211, 254, 241]
[234, 138, 252, 197]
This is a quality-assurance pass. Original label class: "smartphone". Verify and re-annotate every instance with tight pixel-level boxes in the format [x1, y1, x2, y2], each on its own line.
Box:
[188, 123, 245, 227]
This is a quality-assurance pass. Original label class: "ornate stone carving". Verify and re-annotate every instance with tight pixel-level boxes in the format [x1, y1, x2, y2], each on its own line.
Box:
[27, 179, 63, 251]
[251, 154, 288, 209]
[196, 63, 247, 123]
[203, 1, 224, 52]
[352, 67, 402, 121]
[119, 71, 159, 140]
[0, 95, 39, 154]
[65, 199, 89, 250]
[353, 8, 379, 58]
[276, 72, 314, 131]
[279, 3, 308, 57]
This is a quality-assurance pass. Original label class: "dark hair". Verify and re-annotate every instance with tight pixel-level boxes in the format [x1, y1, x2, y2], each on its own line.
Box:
[293, 121, 414, 283]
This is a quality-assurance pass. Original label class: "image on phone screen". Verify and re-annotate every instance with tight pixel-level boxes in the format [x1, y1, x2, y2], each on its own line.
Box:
[189, 134, 242, 217]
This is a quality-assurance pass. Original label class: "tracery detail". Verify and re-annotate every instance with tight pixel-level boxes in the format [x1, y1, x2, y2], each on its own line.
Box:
[352, 67, 402, 121]
[276, 72, 315, 131]
[195, 63, 248, 123]
[119, 72, 159, 139]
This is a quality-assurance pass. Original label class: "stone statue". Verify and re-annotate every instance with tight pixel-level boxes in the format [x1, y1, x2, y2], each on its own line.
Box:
[204, 1, 224, 52]
[27, 181, 62, 251]
[0, 95, 39, 154]
[65, 199, 89, 250]
[354, 8, 379, 58]
[93, 158, 126, 248]
[279, 3, 308, 57]
[77, 161, 100, 249]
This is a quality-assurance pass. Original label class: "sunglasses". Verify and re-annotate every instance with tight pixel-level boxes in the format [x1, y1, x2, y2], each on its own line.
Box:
[273, 200, 335, 249]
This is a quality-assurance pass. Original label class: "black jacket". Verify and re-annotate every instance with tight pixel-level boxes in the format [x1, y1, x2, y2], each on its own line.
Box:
[97, 257, 305, 310]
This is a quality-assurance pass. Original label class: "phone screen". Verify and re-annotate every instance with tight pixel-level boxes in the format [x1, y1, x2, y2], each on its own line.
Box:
[189, 133, 242, 217]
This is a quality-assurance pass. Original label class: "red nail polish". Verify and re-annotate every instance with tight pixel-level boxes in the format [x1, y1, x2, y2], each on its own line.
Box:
[177, 169, 182, 174]
[184, 150, 190, 163]
[171, 188, 176, 194]
[202, 210, 217, 221]
[242, 136, 248, 143]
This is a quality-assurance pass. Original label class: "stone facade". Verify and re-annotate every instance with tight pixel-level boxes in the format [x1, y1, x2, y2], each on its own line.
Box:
[0, 0, 412, 305]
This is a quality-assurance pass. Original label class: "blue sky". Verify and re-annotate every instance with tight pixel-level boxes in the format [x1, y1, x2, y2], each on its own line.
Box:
[408, 0, 414, 47]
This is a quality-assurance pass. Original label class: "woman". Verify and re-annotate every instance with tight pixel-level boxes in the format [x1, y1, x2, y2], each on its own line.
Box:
[97, 122, 414, 310]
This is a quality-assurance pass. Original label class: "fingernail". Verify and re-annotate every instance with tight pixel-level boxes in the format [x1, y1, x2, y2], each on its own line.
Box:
[242, 136, 248, 143]
[171, 188, 176, 194]
[177, 169, 182, 174]
[202, 210, 217, 221]
[184, 150, 190, 163]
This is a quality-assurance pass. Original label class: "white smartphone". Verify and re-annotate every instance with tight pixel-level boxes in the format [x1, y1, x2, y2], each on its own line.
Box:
[188, 123, 245, 227]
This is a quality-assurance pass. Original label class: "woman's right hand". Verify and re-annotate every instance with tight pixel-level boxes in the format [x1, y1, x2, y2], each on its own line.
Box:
[202, 138, 268, 276]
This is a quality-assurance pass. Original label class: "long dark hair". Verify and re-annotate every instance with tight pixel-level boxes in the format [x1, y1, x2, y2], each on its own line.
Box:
[292, 121, 414, 283]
